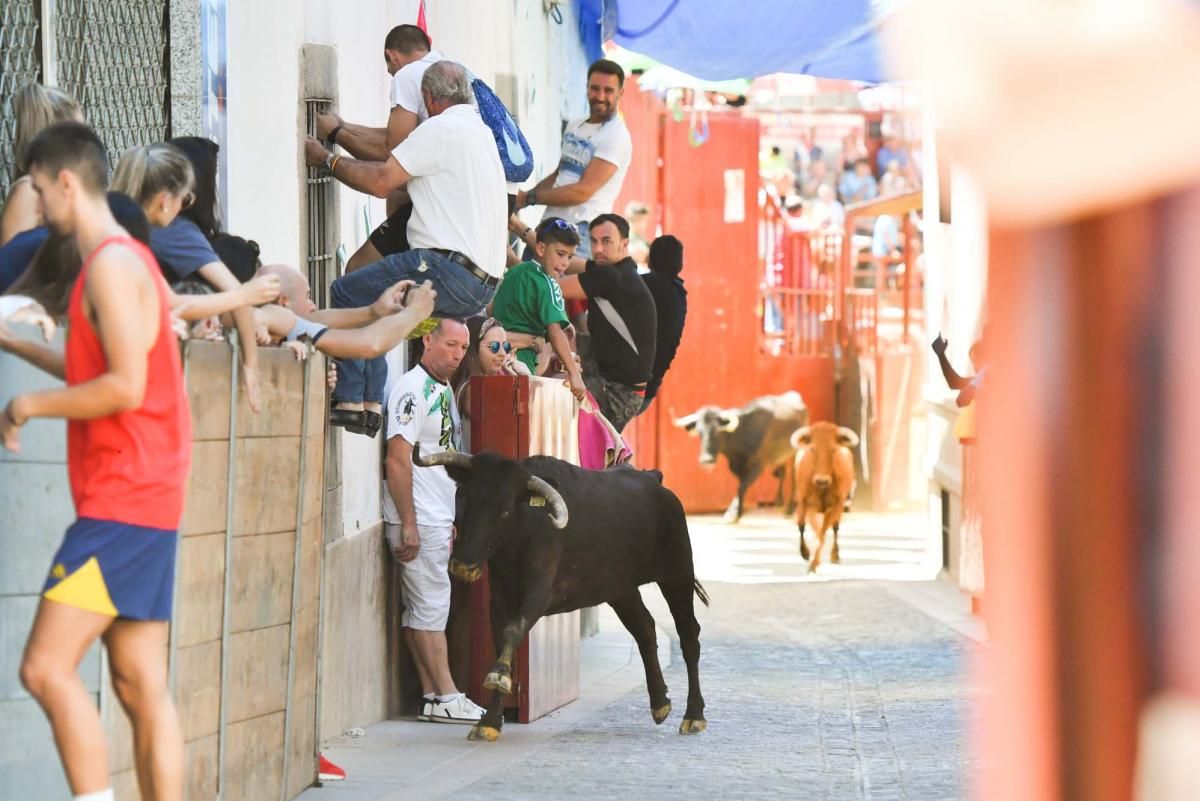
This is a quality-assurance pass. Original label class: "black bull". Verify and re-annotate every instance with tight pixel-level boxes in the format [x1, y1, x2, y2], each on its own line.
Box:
[673, 391, 809, 522]
[413, 445, 709, 741]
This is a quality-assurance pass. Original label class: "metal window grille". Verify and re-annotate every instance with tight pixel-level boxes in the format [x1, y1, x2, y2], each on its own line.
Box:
[305, 98, 336, 310]
[0, 0, 43, 200]
[54, 0, 171, 169]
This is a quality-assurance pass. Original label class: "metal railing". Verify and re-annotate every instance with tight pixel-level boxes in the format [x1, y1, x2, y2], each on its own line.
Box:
[758, 185, 923, 357]
[304, 98, 336, 310]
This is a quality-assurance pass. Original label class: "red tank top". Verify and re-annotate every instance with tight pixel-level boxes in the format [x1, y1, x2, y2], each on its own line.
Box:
[66, 236, 192, 529]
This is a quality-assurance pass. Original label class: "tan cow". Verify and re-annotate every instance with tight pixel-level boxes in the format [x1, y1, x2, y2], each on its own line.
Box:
[791, 422, 859, 572]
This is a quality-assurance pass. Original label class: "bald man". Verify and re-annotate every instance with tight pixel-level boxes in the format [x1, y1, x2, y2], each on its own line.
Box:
[255, 264, 436, 359]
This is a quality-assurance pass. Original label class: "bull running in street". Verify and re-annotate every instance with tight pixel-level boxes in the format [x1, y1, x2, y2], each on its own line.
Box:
[673, 391, 809, 522]
[412, 445, 709, 742]
[792, 422, 859, 572]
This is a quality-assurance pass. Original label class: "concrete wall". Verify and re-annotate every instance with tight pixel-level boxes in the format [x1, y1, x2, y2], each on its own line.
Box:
[215, 0, 590, 741]
[920, 98, 989, 584]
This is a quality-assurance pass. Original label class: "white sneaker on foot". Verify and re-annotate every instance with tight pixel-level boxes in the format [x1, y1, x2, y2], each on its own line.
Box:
[418, 698, 433, 722]
[429, 693, 485, 724]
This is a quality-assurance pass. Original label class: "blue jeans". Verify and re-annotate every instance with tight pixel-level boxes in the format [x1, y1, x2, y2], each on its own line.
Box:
[329, 249, 497, 404]
[571, 221, 591, 259]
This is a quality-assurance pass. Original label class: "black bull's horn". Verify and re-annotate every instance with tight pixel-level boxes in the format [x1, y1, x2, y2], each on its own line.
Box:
[412, 444, 474, 471]
[526, 476, 569, 529]
[411, 445, 569, 529]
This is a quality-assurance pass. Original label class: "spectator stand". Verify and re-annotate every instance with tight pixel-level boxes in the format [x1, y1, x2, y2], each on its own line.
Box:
[756, 187, 924, 510]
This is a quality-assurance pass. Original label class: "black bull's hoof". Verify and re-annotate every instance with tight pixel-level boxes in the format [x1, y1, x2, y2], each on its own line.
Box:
[679, 718, 708, 735]
[483, 668, 513, 695]
[468, 724, 501, 742]
[652, 701, 672, 724]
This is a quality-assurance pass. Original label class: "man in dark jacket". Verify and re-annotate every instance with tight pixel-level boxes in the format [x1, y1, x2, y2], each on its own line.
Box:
[640, 235, 687, 411]
[558, 213, 656, 432]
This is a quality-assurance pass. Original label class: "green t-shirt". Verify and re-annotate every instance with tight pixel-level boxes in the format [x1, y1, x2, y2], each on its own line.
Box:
[491, 260, 570, 371]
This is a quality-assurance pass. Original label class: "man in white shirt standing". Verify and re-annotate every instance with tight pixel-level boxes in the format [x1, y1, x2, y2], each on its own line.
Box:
[305, 60, 506, 436]
[315, 24, 445, 271]
[382, 318, 484, 724]
[516, 59, 633, 259]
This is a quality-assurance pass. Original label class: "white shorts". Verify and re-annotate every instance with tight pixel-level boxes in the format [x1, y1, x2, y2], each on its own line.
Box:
[386, 523, 452, 631]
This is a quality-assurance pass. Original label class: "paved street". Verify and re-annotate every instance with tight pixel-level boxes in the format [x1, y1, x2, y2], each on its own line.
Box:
[303, 510, 981, 801]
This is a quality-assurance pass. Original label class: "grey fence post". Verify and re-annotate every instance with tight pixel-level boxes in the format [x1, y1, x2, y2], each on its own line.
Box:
[216, 338, 240, 800]
[281, 355, 313, 799]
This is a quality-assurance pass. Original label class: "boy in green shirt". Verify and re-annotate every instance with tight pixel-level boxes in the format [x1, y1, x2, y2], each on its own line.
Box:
[492, 218, 587, 401]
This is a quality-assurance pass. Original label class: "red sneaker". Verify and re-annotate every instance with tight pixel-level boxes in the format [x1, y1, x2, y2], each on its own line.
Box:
[319, 754, 346, 782]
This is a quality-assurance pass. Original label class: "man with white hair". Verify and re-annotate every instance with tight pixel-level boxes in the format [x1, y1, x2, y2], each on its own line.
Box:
[305, 60, 506, 437]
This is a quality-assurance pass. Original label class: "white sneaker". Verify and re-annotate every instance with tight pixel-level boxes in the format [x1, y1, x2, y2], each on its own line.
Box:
[429, 693, 485, 724]
[418, 698, 433, 722]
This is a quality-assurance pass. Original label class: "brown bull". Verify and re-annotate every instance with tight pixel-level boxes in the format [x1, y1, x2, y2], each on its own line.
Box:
[792, 422, 859, 572]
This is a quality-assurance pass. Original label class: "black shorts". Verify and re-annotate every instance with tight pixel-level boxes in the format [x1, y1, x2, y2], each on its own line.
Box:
[368, 202, 414, 257]
[369, 195, 517, 256]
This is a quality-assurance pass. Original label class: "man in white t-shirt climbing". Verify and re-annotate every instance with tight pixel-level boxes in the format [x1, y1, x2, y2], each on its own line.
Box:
[314, 24, 445, 271]
[382, 317, 484, 724]
[516, 59, 633, 260]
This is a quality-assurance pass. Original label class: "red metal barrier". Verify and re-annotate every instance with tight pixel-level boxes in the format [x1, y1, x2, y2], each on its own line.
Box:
[462, 375, 580, 723]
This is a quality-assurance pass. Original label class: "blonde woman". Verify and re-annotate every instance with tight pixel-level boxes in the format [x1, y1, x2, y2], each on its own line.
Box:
[113, 144, 271, 411]
[1, 83, 83, 246]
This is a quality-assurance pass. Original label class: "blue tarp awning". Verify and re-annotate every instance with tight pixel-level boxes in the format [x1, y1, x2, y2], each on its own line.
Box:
[577, 0, 893, 84]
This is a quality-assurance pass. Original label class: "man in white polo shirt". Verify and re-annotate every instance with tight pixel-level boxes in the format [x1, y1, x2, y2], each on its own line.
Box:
[516, 59, 633, 259]
[305, 60, 506, 436]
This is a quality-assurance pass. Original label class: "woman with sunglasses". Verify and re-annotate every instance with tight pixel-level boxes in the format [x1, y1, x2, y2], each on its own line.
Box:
[466, 317, 530, 379]
[453, 317, 529, 438]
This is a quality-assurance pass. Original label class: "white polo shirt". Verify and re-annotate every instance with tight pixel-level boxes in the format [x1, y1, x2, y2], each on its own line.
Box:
[390, 104, 507, 278]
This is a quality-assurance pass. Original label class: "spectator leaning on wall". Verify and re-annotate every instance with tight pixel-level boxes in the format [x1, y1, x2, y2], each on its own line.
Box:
[381, 318, 486, 725]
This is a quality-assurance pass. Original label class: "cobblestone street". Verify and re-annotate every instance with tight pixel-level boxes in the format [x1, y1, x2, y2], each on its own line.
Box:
[304, 510, 981, 801]
[453, 512, 978, 801]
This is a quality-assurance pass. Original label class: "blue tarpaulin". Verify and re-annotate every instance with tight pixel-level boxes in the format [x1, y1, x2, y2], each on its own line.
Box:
[576, 0, 892, 84]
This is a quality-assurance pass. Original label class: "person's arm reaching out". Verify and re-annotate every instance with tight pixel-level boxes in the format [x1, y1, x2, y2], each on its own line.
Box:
[931, 335, 970, 390]
[196, 260, 264, 411]
[305, 138, 411, 199]
[547, 322, 585, 400]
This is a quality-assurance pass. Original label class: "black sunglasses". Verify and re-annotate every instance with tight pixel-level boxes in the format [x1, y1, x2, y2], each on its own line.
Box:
[486, 341, 513, 354]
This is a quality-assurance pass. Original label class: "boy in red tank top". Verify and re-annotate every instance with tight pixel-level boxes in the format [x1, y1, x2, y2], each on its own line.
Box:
[0, 122, 189, 801]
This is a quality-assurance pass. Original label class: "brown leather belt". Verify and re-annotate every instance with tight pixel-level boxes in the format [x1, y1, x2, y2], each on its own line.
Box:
[428, 248, 499, 287]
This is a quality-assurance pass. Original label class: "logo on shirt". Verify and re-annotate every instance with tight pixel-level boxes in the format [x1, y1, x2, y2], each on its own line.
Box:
[558, 131, 597, 181]
[435, 390, 456, 452]
[546, 273, 566, 312]
[396, 393, 418, 427]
